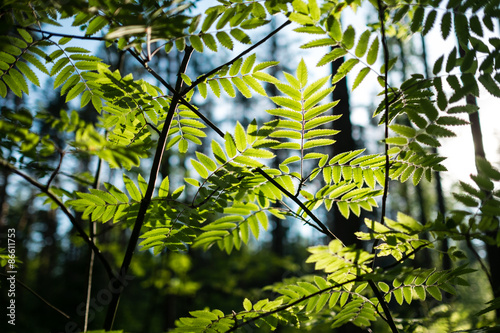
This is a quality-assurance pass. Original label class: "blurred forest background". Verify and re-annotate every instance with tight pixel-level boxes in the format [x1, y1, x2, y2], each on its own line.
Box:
[1, 0, 500, 332]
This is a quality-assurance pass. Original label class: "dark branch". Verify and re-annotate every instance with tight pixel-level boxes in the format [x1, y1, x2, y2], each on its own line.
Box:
[182, 20, 292, 96]
[24, 27, 107, 40]
[103, 46, 194, 331]
[0, 160, 116, 281]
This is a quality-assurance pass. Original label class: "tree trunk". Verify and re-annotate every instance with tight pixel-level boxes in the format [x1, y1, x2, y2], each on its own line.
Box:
[330, 54, 361, 247]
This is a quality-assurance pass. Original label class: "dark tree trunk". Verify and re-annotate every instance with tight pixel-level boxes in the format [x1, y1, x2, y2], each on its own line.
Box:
[457, 45, 499, 318]
[421, 35, 450, 270]
[330, 54, 361, 247]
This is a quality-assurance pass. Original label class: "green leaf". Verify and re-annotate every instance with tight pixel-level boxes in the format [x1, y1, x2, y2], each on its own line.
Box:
[423, 10, 437, 35]
[225, 133, 237, 158]
[50, 57, 70, 76]
[241, 18, 269, 30]
[332, 58, 359, 84]
[301, 38, 336, 49]
[202, 10, 220, 32]
[275, 83, 301, 100]
[179, 138, 189, 153]
[229, 58, 243, 76]
[123, 175, 142, 201]
[271, 96, 302, 112]
[196, 152, 217, 172]
[390, 124, 416, 138]
[317, 48, 347, 67]
[355, 30, 371, 57]
[230, 28, 251, 44]
[23, 53, 49, 75]
[208, 80, 220, 97]
[367, 37, 379, 65]
[212, 140, 227, 164]
[3, 75, 23, 97]
[304, 139, 335, 150]
[190, 35, 204, 52]
[304, 75, 330, 99]
[243, 298, 252, 311]
[479, 74, 500, 97]
[296, 59, 308, 88]
[219, 78, 236, 97]
[454, 13, 469, 47]
[304, 101, 338, 121]
[216, 31, 233, 50]
[441, 12, 452, 39]
[216, 7, 235, 29]
[17, 28, 33, 43]
[243, 76, 266, 96]
[416, 134, 440, 147]
[201, 34, 217, 52]
[234, 122, 247, 152]
[86, 16, 107, 35]
[240, 54, 256, 75]
[253, 61, 279, 73]
[289, 12, 315, 26]
[232, 77, 252, 98]
[16, 61, 40, 86]
[0, 81, 6, 98]
[243, 148, 274, 159]
[426, 286, 442, 301]
[327, 15, 342, 42]
[54, 65, 75, 89]
[65, 82, 86, 102]
[305, 115, 340, 130]
[191, 159, 209, 179]
[469, 15, 483, 37]
[410, 7, 425, 32]
[393, 288, 404, 305]
[433, 55, 444, 75]
[337, 201, 349, 219]
[159, 177, 169, 198]
[352, 67, 370, 90]
[341, 25, 354, 48]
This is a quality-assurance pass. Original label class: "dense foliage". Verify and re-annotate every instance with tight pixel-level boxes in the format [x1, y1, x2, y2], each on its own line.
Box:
[1, 0, 500, 332]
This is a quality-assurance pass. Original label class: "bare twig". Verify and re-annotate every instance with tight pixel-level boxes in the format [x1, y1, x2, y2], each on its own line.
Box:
[46, 150, 64, 189]
[0, 160, 116, 282]
[84, 157, 103, 332]
[0, 272, 70, 319]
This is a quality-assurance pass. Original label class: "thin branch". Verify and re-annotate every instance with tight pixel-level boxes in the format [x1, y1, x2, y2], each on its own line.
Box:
[368, 3, 399, 333]
[465, 236, 493, 287]
[182, 20, 292, 96]
[0, 160, 116, 282]
[46, 150, 64, 188]
[0, 272, 70, 319]
[255, 167, 339, 241]
[84, 156, 103, 332]
[127, 49, 225, 137]
[103, 46, 194, 331]
[24, 27, 107, 41]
